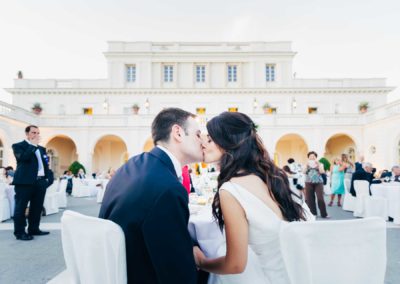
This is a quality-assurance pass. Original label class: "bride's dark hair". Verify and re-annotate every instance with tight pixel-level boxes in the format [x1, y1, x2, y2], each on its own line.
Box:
[207, 112, 306, 230]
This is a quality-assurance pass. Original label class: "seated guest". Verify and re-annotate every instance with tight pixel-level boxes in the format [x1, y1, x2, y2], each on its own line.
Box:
[355, 155, 365, 172]
[78, 168, 86, 179]
[5, 166, 14, 184]
[392, 165, 400, 182]
[380, 169, 391, 179]
[350, 162, 374, 196]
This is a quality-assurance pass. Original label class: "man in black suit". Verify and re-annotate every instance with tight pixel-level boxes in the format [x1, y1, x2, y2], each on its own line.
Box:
[12, 125, 53, 240]
[99, 108, 204, 284]
[350, 162, 374, 196]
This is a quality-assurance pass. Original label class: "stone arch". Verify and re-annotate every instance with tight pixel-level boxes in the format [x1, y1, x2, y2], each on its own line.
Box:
[274, 133, 309, 167]
[92, 135, 128, 174]
[324, 133, 357, 164]
[45, 135, 78, 177]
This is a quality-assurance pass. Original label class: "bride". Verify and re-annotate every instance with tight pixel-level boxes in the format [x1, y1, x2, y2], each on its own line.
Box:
[194, 112, 306, 284]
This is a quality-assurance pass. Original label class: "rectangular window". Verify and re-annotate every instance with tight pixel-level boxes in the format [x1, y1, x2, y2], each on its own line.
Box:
[266, 64, 275, 82]
[196, 107, 206, 115]
[83, 108, 93, 115]
[308, 107, 318, 114]
[227, 65, 237, 82]
[196, 65, 206, 83]
[164, 65, 174, 82]
[126, 65, 136, 82]
[266, 107, 277, 114]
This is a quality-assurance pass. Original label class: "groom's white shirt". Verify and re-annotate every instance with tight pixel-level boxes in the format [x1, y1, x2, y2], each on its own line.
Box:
[157, 145, 183, 181]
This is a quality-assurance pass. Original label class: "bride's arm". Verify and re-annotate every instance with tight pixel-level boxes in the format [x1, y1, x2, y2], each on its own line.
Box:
[195, 190, 248, 274]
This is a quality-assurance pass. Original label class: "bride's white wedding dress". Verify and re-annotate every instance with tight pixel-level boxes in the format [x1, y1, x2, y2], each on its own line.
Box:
[209, 181, 290, 284]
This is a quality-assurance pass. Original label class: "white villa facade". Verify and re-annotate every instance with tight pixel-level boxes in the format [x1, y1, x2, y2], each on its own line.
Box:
[0, 41, 399, 176]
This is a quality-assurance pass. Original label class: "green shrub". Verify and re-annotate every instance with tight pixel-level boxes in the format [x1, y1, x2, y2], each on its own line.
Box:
[68, 161, 86, 175]
[319, 157, 331, 171]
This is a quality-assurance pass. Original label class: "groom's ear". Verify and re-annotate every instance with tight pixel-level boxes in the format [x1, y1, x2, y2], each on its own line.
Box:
[171, 124, 183, 142]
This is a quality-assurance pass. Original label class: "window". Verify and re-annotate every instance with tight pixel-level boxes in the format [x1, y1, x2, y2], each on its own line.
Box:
[126, 65, 136, 82]
[266, 64, 275, 82]
[164, 65, 173, 82]
[228, 107, 238, 112]
[83, 108, 93, 115]
[308, 107, 318, 114]
[196, 107, 206, 115]
[227, 65, 237, 82]
[196, 65, 206, 83]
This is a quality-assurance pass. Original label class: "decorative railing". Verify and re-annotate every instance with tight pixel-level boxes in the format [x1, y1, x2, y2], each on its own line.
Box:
[1, 100, 399, 128]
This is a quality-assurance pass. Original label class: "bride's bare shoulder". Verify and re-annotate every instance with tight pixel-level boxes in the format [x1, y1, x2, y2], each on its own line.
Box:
[230, 174, 262, 185]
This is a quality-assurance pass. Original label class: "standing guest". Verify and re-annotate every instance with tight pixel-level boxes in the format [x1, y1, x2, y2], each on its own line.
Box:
[99, 108, 204, 284]
[12, 125, 53, 241]
[288, 158, 301, 174]
[304, 151, 329, 218]
[341, 153, 354, 180]
[329, 158, 346, 207]
[355, 155, 365, 172]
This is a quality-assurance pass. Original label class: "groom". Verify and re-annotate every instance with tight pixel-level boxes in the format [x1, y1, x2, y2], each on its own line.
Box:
[99, 108, 204, 283]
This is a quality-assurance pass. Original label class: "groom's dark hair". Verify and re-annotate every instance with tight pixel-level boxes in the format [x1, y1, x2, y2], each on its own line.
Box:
[152, 108, 196, 144]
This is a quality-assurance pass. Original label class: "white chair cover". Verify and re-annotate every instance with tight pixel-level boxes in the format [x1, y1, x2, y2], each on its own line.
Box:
[354, 180, 388, 219]
[0, 183, 11, 221]
[61, 210, 127, 284]
[44, 182, 59, 215]
[56, 179, 68, 208]
[280, 217, 386, 284]
[96, 179, 109, 203]
[353, 180, 370, 217]
[323, 175, 331, 195]
[342, 178, 355, 211]
[71, 178, 91, 197]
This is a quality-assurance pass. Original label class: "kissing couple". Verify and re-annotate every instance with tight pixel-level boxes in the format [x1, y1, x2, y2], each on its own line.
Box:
[99, 107, 306, 284]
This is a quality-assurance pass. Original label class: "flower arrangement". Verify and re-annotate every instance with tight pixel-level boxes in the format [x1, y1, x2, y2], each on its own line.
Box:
[358, 101, 369, 113]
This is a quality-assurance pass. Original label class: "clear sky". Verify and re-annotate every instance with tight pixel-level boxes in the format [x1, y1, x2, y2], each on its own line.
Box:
[1, 0, 399, 102]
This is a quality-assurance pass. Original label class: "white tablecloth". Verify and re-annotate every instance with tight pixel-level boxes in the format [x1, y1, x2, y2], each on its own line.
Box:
[188, 205, 224, 258]
[371, 183, 400, 224]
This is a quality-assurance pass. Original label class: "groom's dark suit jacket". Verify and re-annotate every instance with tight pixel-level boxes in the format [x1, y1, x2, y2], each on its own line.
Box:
[99, 147, 197, 284]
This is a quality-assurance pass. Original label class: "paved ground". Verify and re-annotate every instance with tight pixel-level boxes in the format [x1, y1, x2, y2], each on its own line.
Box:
[0, 196, 399, 284]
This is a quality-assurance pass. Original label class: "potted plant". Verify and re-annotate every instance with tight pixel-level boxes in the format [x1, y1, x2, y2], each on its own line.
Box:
[262, 102, 273, 114]
[132, 103, 140, 114]
[358, 101, 369, 113]
[32, 102, 42, 115]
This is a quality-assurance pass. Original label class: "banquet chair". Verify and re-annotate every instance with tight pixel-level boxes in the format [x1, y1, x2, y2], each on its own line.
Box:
[0, 183, 11, 221]
[43, 182, 59, 215]
[353, 180, 387, 220]
[280, 217, 386, 284]
[60, 210, 127, 284]
[96, 179, 109, 203]
[342, 178, 356, 211]
[71, 178, 91, 197]
[56, 179, 68, 208]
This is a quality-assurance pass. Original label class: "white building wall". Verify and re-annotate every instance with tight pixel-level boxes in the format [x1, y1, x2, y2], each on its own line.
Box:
[2, 41, 399, 173]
